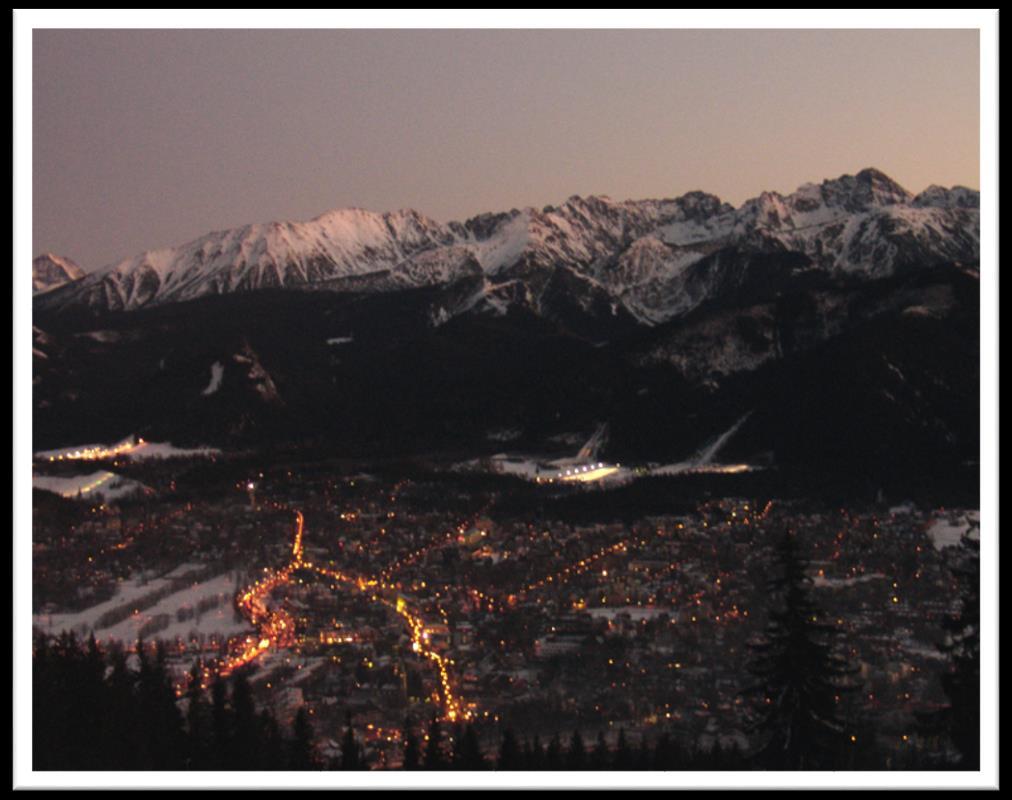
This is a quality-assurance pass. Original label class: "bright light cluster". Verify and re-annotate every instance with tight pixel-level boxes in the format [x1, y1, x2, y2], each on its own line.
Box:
[557, 464, 620, 483]
[43, 437, 146, 462]
[218, 508, 471, 722]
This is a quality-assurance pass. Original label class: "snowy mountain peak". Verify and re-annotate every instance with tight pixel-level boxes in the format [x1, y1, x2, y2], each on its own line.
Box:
[32, 253, 85, 294]
[912, 184, 980, 209]
[818, 167, 913, 211]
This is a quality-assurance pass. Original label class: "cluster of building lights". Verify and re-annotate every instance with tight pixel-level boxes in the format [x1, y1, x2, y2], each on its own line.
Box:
[216, 490, 784, 718]
[519, 539, 629, 595]
[378, 509, 490, 581]
[42, 437, 147, 462]
[217, 508, 470, 721]
[536, 462, 621, 484]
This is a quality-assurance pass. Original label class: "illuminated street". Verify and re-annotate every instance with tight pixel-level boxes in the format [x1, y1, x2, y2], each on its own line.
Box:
[218, 506, 470, 723]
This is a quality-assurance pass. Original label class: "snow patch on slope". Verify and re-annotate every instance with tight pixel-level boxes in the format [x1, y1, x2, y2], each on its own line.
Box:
[201, 362, 224, 396]
[32, 471, 146, 501]
[926, 511, 979, 551]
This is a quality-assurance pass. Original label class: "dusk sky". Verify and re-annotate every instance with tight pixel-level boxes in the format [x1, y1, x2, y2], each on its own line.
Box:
[33, 28, 980, 271]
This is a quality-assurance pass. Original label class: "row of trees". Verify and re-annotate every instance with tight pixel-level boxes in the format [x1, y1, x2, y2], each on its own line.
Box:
[403, 719, 749, 771]
[33, 635, 315, 771]
[32, 531, 979, 771]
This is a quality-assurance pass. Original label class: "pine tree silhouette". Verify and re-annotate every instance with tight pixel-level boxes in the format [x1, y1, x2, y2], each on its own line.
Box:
[458, 725, 487, 770]
[613, 728, 633, 770]
[402, 718, 421, 770]
[341, 712, 363, 770]
[32, 635, 53, 770]
[591, 731, 609, 770]
[259, 709, 286, 770]
[651, 731, 677, 770]
[229, 671, 259, 769]
[185, 660, 210, 769]
[744, 530, 859, 770]
[525, 736, 544, 770]
[78, 633, 110, 768]
[105, 642, 139, 769]
[497, 728, 521, 770]
[424, 715, 445, 770]
[210, 672, 230, 770]
[634, 735, 652, 770]
[544, 733, 563, 770]
[137, 640, 186, 768]
[450, 722, 465, 769]
[289, 707, 318, 770]
[566, 730, 587, 770]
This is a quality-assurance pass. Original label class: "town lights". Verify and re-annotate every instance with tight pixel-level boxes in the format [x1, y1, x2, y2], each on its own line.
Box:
[42, 437, 145, 462]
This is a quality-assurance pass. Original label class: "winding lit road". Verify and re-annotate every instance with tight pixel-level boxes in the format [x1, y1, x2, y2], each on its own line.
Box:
[219, 510, 469, 722]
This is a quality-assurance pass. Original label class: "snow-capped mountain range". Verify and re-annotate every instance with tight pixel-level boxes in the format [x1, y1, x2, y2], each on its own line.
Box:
[35, 168, 978, 325]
